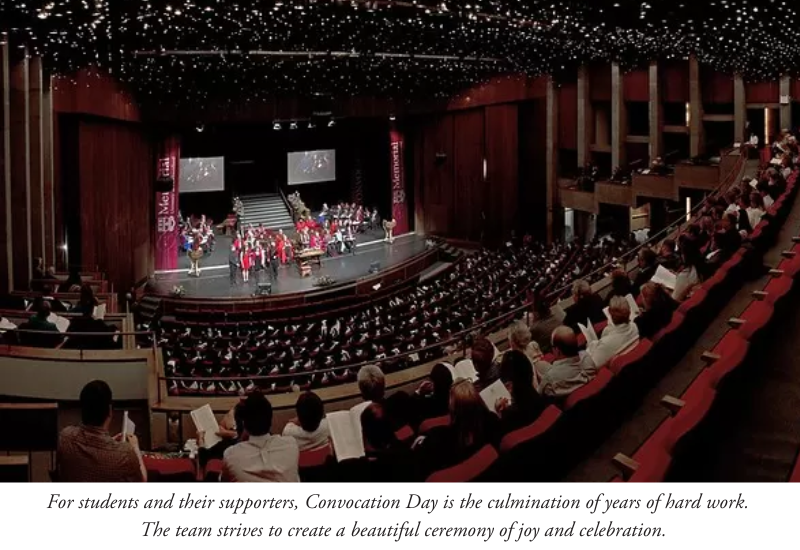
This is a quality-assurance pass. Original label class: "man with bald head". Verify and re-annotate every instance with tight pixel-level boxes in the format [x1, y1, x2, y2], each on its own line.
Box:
[536, 326, 597, 397]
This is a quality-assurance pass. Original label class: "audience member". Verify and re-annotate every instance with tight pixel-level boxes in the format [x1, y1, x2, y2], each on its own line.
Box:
[657, 239, 680, 271]
[562, 279, 605, 332]
[634, 282, 677, 340]
[470, 337, 499, 391]
[282, 391, 331, 451]
[57, 380, 147, 482]
[586, 296, 639, 367]
[353, 365, 385, 417]
[63, 308, 118, 350]
[537, 326, 597, 397]
[605, 268, 634, 304]
[631, 247, 658, 296]
[495, 350, 547, 434]
[16, 299, 61, 348]
[528, 291, 565, 353]
[222, 391, 299, 482]
[672, 236, 702, 302]
[412, 362, 453, 423]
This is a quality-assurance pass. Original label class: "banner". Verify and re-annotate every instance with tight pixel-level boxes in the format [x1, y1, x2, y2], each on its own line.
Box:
[154, 136, 180, 271]
[389, 128, 409, 235]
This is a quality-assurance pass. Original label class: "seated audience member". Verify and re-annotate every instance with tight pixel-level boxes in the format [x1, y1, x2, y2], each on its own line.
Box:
[63, 308, 118, 350]
[562, 279, 605, 332]
[69, 284, 99, 316]
[198, 401, 244, 468]
[351, 402, 416, 482]
[40, 284, 67, 313]
[57, 380, 147, 482]
[471, 337, 500, 391]
[634, 282, 677, 340]
[416, 379, 500, 477]
[501, 321, 543, 371]
[605, 268, 634, 305]
[222, 391, 299, 482]
[673, 236, 702, 302]
[631, 247, 658, 296]
[412, 362, 453, 423]
[537, 327, 597, 398]
[58, 269, 83, 293]
[495, 350, 547, 434]
[586, 296, 639, 367]
[353, 365, 385, 417]
[528, 291, 565, 353]
[31, 257, 46, 287]
[746, 191, 767, 230]
[282, 391, 330, 451]
[657, 239, 680, 271]
[16, 299, 61, 348]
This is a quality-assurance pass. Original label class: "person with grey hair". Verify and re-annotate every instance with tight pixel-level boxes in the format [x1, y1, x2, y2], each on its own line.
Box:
[351, 364, 386, 418]
[536, 326, 597, 397]
[562, 279, 605, 332]
[499, 321, 545, 382]
[585, 296, 639, 367]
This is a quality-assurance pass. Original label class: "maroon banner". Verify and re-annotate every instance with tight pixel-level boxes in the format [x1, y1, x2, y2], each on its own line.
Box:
[155, 136, 181, 271]
[389, 128, 409, 235]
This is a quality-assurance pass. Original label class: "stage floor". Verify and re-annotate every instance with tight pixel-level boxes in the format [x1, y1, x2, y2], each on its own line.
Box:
[150, 232, 430, 298]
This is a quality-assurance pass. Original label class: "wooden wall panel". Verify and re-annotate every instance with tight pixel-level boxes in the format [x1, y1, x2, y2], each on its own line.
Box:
[0, 42, 11, 292]
[662, 60, 690, 103]
[519, 100, 548, 240]
[10, 55, 30, 290]
[623, 69, 649, 102]
[452, 109, 485, 242]
[746, 81, 779, 104]
[484, 104, 519, 243]
[420, 115, 455, 235]
[53, 68, 141, 122]
[29, 57, 44, 264]
[590, 63, 612, 102]
[558, 83, 578, 150]
[77, 120, 154, 290]
[701, 67, 734, 104]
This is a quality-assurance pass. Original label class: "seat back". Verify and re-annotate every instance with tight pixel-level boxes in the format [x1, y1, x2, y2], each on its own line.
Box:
[299, 443, 333, 469]
[0, 403, 59, 452]
[499, 406, 561, 453]
[426, 444, 499, 482]
[563, 369, 614, 411]
[418, 415, 450, 434]
[608, 339, 653, 376]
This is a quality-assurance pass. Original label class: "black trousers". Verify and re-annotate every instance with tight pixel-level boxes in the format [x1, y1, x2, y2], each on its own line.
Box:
[229, 263, 238, 285]
[270, 260, 279, 280]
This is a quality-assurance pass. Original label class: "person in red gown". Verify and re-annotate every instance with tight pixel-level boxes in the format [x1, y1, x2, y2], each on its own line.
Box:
[240, 244, 252, 283]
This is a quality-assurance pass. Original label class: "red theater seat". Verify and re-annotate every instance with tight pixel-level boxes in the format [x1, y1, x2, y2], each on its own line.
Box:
[394, 425, 415, 444]
[704, 330, 750, 389]
[299, 444, 333, 468]
[608, 339, 653, 376]
[499, 405, 561, 453]
[419, 415, 450, 434]
[759, 276, 793, 306]
[652, 311, 685, 343]
[426, 444, 499, 482]
[204, 458, 223, 482]
[143, 456, 196, 482]
[562, 368, 614, 411]
[733, 301, 774, 341]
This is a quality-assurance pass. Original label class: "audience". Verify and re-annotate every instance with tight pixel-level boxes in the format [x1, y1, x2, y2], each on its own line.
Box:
[471, 337, 499, 391]
[631, 248, 658, 296]
[353, 365, 385, 417]
[501, 321, 543, 372]
[57, 380, 147, 482]
[634, 282, 677, 340]
[537, 326, 597, 397]
[222, 391, 300, 482]
[562, 279, 605, 332]
[282, 391, 330, 451]
[672, 236, 702, 302]
[586, 296, 639, 367]
[16, 299, 61, 348]
[495, 350, 547, 434]
[412, 362, 454, 423]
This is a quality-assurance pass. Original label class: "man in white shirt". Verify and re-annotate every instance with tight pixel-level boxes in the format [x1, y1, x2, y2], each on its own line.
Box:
[537, 327, 597, 397]
[222, 392, 299, 482]
[586, 296, 639, 367]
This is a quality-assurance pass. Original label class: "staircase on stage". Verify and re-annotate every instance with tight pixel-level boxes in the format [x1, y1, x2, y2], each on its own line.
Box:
[239, 193, 294, 228]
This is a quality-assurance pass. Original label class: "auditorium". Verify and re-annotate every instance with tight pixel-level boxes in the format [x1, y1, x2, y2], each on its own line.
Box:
[2, 0, 800, 484]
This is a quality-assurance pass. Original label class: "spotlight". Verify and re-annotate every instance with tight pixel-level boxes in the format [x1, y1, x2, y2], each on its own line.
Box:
[328, 119, 336, 128]
[273, 122, 282, 130]
[389, 114, 396, 121]
[307, 121, 315, 129]
[195, 124, 204, 132]
[290, 121, 298, 130]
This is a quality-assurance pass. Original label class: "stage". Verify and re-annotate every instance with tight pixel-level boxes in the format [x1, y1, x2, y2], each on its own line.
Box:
[149, 231, 433, 299]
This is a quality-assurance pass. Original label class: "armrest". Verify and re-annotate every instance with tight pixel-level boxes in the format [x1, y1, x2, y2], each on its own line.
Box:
[701, 351, 721, 364]
[769, 269, 785, 277]
[792, 236, 800, 243]
[611, 453, 639, 480]
[728, 317, 746, 328]
[660, 395, 686, 416]
[752, 290, 768, 300]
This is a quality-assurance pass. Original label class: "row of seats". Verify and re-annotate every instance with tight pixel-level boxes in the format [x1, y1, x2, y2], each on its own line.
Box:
[612, 169, 799, 482]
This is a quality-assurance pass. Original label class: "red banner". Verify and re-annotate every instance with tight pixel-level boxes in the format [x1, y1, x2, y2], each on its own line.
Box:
[389, 128, 409, 235]
[155, 136, 180, 271]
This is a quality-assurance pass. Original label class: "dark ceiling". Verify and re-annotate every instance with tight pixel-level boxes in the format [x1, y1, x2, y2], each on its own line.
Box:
[1, 0, 797, 105]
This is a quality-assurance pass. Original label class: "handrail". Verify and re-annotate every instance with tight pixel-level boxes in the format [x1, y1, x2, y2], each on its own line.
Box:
[544, 146, 749, 302]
